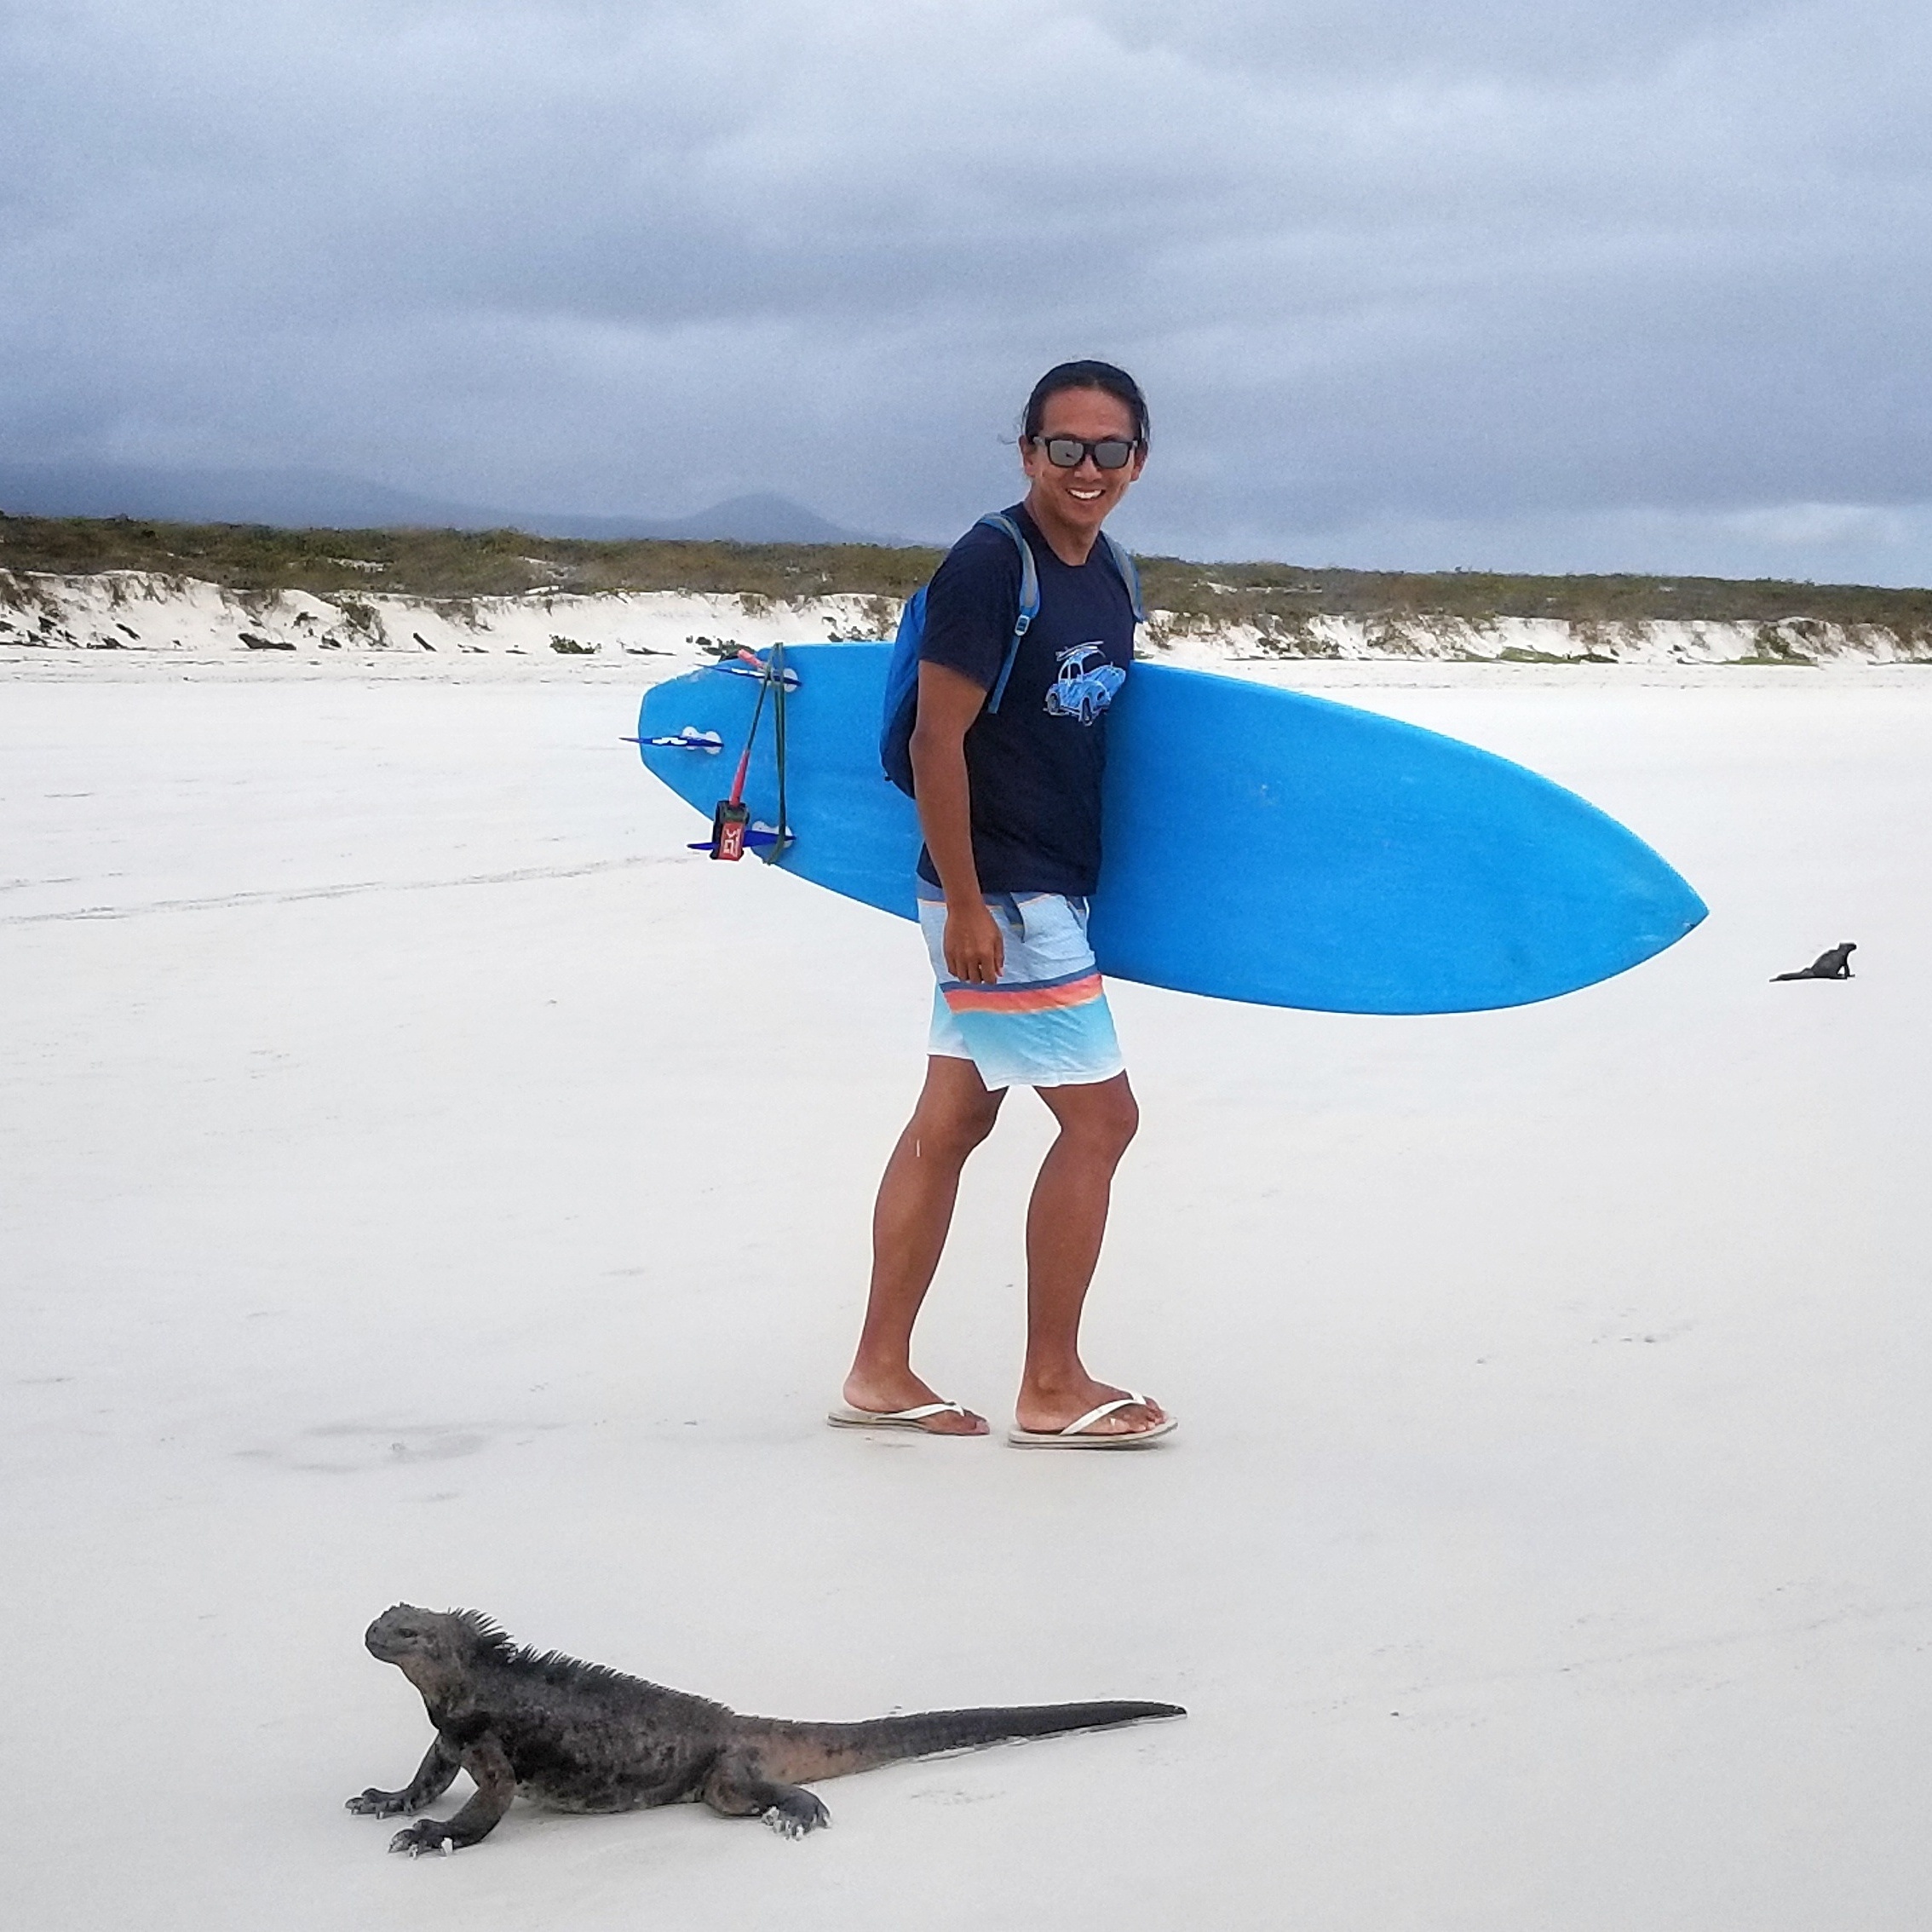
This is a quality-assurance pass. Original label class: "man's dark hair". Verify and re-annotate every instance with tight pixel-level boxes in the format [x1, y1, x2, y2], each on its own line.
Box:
[1022, 360, 1150, 447]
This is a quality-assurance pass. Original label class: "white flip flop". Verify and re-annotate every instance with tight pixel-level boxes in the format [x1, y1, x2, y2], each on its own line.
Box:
[826, 1400, 980, 1433]
[1006, 1392, 1176, 1449]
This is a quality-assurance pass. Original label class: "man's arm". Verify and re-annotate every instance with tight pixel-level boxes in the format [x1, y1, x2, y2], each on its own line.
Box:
[910, 660, 1003, 984]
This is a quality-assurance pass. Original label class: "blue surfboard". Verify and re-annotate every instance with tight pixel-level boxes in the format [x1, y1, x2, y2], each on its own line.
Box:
[636, 643, 1705, 1015]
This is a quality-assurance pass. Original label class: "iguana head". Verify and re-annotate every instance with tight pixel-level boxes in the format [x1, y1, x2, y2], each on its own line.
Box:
[365, 1604, 516, 1699]
[365, 1604, 464, 1665]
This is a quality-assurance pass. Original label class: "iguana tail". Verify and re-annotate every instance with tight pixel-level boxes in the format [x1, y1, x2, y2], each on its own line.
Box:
[749, 1700, 1183, 1783]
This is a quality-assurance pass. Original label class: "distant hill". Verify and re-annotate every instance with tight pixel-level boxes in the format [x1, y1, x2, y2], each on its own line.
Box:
[536, 492, 871, 544]
[0, 462, 877, 546]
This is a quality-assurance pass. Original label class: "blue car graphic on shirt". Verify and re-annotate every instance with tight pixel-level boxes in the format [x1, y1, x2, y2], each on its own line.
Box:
[1044, 643, 1125, 725]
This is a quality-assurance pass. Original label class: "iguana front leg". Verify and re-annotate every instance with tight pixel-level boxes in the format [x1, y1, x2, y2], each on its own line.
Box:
[346, 1735, 462, 1819]
[386, 1737, 515, 1856]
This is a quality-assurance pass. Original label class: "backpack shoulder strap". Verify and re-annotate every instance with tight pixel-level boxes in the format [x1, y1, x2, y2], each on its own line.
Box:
[975, 513, 1039, 713]
[1099, 531, 1144, 624]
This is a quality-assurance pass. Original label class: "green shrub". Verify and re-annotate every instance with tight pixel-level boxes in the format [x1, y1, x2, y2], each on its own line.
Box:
[5, 510, 1931, 645]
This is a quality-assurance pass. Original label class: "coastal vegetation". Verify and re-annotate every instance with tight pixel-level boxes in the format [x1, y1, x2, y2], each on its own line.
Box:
[4, 511, 1929, 652]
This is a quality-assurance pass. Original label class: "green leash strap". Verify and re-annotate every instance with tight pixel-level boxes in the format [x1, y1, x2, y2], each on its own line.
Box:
[757, 642, 793, 865]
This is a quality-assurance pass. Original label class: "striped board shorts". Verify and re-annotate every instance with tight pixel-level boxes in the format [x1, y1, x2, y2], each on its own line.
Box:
[917, 884, 1125, 1091]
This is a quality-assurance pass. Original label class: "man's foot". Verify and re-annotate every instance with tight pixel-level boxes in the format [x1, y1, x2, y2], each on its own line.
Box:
[837, 1370, 987, 1435]
[1013, 1377, 1168, 1440]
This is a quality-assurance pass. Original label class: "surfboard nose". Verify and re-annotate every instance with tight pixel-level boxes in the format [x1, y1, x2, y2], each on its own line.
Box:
[1091, 671, 1711, 1015]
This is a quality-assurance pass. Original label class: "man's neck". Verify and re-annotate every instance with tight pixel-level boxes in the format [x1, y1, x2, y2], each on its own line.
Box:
[1021, 492, 1099, 566]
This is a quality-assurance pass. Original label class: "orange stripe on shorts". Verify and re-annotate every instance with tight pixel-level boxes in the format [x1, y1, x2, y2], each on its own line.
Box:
[941, 971, 1104, 1015]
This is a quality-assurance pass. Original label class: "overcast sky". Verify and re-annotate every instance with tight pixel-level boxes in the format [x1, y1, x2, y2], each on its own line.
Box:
[7, 0, 1932, 580]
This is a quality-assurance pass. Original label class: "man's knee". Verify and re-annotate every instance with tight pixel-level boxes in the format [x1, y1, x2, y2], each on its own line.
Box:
[909, 1084, 1003, 1163]
[949, 1100, 1004, 1159]
[1055, 1080, 1138, 1160]
[1100, 1087, 1140, 1158]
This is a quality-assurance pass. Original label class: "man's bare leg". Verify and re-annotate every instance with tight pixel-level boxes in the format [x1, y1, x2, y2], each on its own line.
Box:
[1014, 1073, 1166, 1438]
[842, 1055, 1005, 1435]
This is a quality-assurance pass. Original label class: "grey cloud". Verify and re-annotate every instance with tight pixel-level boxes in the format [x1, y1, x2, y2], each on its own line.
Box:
[1103, 0, 1796, 81]
[5, 0, 1931, 578]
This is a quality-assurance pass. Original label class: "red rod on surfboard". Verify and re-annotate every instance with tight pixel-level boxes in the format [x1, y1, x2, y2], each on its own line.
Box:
[709, 647, 793, 860]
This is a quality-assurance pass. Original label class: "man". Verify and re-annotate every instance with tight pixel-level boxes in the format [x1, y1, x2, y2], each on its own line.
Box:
[832, 361, 1175, 1447]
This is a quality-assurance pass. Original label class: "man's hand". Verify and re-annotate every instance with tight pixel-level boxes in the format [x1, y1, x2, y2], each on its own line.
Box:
[944, 900, 1004, 984]
[911, 660, 1000, 982]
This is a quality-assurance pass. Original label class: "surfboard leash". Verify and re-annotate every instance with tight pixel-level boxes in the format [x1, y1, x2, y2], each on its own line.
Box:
[708, 646, 792, 864]
[758, 643, 793, 867]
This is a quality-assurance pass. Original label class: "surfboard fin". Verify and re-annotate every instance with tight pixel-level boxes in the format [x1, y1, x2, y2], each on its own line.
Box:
[687, 826, 787, 852]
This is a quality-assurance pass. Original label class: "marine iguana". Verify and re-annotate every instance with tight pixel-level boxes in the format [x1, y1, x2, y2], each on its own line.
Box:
[1772, 941, 1855, 981]
[348, 1605, 1183, 1855]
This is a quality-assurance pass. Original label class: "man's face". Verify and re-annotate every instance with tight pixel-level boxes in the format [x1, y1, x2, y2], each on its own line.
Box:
[1021, 386, 1146, 540]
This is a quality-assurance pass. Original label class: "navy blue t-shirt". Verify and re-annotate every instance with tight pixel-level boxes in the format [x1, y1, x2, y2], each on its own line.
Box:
[913, 503, 1136, 898]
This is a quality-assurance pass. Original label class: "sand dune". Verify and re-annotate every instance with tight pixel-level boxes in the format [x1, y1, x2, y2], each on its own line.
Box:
[8, 566, 1931, 666]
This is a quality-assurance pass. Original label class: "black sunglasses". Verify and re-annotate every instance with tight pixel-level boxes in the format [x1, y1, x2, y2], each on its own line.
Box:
[1032, 434, 1140, 471]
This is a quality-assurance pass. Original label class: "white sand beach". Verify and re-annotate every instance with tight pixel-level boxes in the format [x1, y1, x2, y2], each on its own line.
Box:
[4, 657, 1929, 1929]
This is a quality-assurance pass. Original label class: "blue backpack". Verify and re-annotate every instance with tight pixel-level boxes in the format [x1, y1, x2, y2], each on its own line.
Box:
[879, 512, 1144, 795]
